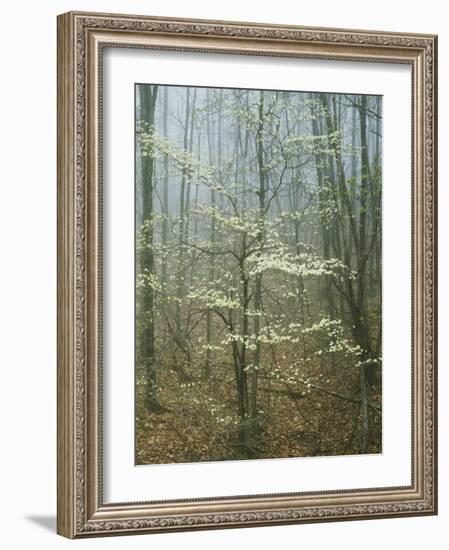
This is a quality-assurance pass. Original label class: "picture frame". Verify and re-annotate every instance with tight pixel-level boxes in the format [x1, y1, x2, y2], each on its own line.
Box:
[57, 10, 438, 538]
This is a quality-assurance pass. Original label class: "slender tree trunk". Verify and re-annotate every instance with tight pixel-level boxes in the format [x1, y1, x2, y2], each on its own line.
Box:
[183, 88, 198, 244]
[204, 91, 216, 379]
[251, 90, 267, 420]
[358, 94, 371, 452]
[174, 88, 194, 370]
[161, 87, 169, 286]
[359, 354, 369, 453]
[139, 85, 159, 412]
[374, 96, 383, 357]
[310, 94, 336, 317]
[238, 253, 250, 449]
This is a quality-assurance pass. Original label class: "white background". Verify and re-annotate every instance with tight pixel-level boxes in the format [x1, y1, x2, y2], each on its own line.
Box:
[104, 49, 411, 502]
[0, 0, 445, 548]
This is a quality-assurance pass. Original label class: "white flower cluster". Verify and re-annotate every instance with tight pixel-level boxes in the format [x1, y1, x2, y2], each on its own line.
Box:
[136, 272, 162, 292]
[186, 288, 240, 310]
[138, 126, 236, 200]
[248, 249, 350, 279]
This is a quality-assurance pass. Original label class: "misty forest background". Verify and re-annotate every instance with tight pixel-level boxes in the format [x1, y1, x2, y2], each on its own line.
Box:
[135, 84, 382, 464]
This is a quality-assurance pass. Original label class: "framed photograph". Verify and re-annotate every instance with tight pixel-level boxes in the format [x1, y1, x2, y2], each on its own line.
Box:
[57, 11, 438, 538]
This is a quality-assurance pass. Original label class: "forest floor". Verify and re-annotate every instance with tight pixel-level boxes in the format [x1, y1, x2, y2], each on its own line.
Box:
[135, 364, 381, 465]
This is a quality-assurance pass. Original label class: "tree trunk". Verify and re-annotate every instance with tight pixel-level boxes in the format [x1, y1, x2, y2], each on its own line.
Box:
[161, 86, 169, 286]
[251, 90, 267, 420]
[139, 84, 159, 412]
[204, 90, 216, 379]
[357, 94, 371, 450]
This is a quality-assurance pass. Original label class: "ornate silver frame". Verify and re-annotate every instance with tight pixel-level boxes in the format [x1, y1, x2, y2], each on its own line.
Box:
[57, 11, 438, 538]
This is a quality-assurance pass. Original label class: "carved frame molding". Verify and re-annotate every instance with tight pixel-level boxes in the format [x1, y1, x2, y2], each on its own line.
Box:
[57, 11, 437, 538]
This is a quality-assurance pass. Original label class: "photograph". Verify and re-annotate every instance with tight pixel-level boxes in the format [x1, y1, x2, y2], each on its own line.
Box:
[135, 84, 383, 465]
